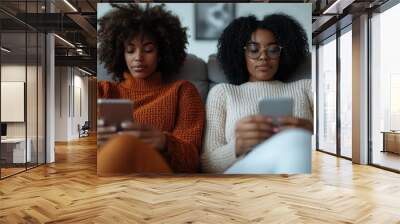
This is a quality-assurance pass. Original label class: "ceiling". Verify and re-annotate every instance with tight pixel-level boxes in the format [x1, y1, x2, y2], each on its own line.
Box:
[0, 0, 97, 74]
[0, 0, 392, 74]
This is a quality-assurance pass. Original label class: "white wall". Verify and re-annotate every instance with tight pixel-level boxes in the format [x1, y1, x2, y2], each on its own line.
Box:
[1, 65, 35, 137]
[54, 67, 89, 141]
[73, 73, 89, 138]
[1, 64, 46, 164]
[1, 65, 26, 81]
[97, 3, 312, 62]
[55, 67, 68, 141]
[1, 65, 26, 140]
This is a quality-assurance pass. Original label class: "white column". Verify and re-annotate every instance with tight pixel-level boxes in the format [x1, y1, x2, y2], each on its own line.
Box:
[352, 14, 369, 164]
[45, 1, 56, 163]
[46, 33, 55, 163]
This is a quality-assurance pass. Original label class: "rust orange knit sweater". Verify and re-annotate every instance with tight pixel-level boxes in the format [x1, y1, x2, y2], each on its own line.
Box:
[97, 72, 205, 173]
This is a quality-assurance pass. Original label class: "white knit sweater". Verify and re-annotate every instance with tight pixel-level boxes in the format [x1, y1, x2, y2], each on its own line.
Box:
[201, 79, 313, 173]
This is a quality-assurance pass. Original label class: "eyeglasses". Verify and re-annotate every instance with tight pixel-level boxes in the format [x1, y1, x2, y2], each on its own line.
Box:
[243, 43, 283, 59]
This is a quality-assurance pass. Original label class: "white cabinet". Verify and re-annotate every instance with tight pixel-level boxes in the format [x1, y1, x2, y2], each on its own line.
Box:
[1, 138, 32, 163]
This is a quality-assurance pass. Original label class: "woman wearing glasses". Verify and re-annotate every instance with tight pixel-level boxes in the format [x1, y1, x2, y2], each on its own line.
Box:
[201, 14, 313, 173]
[97, 4, 205, 175]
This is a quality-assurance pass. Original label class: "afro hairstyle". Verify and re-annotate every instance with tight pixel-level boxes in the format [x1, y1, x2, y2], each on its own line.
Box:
[98, 4, 188, 81]
[217, 13, 309, 84]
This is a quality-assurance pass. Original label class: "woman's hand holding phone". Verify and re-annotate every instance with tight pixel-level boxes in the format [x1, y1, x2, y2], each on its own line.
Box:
[119, 121, 167, 151]
[97, 118, 119, 146]
[256, 96, 313, 136]
[274, 116, 313, 133]
[98, 99, 135, 146]
[235, 115, 275, 157]
[97, 119, 166, 151]
[234, 115, 313, 158]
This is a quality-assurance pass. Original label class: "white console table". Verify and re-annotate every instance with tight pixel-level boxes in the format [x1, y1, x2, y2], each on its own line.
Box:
[1, 138, 32, 163]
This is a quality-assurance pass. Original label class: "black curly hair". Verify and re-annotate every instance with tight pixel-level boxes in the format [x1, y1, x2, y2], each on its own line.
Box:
[98, 3, 188, 81]
[217, 13, 310, 84]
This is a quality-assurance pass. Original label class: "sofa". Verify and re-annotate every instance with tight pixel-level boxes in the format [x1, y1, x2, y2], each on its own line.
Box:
[97, 53, 311, 102]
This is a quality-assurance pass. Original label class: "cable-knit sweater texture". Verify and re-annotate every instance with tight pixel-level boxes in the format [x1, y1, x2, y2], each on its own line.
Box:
[97, 73, 205, 173]
[201, 79, 313, 173]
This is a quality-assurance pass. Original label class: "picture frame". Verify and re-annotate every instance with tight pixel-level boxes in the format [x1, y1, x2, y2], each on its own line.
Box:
[194, 3, 235, 40]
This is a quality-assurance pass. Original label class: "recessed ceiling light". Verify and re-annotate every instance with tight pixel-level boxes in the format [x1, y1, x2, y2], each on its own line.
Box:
[322, 0, 354, 15]
[1, 47, 11, 53]
[54, 34, 75, 48]
[78, 67, 92, 76]
[63, 0, 78, 12]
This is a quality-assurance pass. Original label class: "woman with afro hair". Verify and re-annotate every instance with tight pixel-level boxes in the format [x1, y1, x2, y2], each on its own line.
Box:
[97, 4, 205, 175]
[202, 14, 313, 173]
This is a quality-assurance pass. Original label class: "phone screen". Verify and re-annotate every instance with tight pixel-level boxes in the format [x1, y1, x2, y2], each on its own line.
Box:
[259, 97, 293, 125]
[97, 99, 134, 129]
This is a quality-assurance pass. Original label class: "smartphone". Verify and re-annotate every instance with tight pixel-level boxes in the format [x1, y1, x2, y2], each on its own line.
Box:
[97, 99, 134, 129]
[259, 97, 293, 125]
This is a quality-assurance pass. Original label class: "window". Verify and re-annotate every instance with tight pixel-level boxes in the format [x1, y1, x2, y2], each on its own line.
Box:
[371, 2, 400, 171]
[339, 27, 352, 158]
[317, 36, 337, 155]
[0, 1, 47, 179]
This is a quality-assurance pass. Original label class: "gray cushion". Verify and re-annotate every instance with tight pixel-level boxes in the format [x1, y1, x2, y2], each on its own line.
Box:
[168, 54, 209, 102]
[207, 54, 229, 90]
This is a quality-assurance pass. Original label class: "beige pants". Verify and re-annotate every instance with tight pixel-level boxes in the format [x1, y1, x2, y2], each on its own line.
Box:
[97, 134, 172, 176]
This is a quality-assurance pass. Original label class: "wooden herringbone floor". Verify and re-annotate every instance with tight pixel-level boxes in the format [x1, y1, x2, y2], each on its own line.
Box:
[1, 136, 400, 223]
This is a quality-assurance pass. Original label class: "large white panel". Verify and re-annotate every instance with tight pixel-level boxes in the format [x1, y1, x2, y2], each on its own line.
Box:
[1, 82, 25, 122]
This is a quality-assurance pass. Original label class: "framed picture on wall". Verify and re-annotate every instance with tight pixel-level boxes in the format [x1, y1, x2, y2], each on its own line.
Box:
[195, 3, 235, 40]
